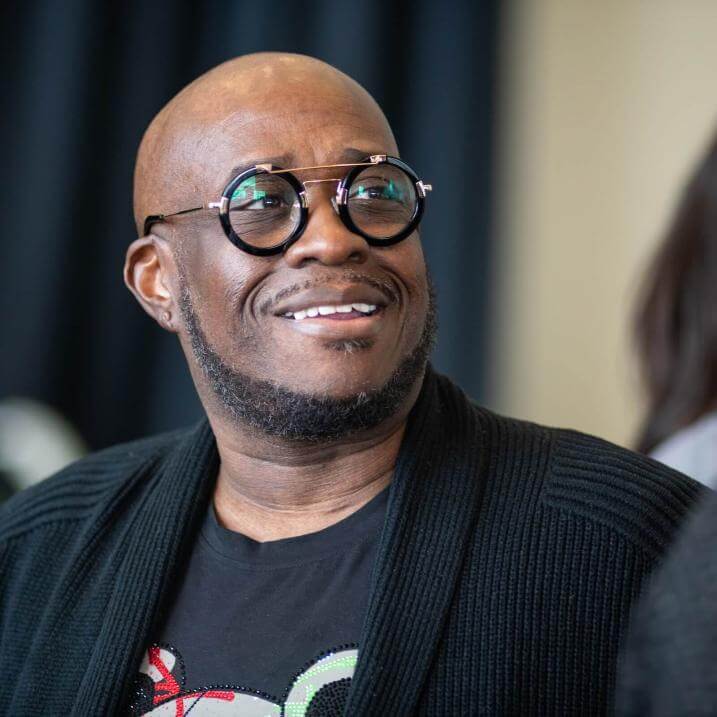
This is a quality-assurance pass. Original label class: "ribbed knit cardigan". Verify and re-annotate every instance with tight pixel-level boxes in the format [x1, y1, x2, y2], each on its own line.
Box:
[0, 369, 705, 715]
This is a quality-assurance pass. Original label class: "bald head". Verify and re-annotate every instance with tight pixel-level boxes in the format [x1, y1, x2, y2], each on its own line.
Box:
[133, 53, 397, 236]
[124, 52, 430, 439]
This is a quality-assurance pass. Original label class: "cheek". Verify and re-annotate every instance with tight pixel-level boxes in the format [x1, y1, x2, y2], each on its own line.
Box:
[381, 236, 429, 308]
[180, 238, 271, 346]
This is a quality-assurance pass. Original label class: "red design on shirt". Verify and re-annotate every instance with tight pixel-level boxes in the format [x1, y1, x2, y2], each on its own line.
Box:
[133, 644, 236, 716]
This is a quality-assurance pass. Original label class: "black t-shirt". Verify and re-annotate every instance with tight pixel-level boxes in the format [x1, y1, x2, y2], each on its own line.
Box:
[128, 487, 388, 715]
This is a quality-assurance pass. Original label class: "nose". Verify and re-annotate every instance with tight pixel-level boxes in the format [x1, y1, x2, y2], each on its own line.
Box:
[283, 190, 369, 268]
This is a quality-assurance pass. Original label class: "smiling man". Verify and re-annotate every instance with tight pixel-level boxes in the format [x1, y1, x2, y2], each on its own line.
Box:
[0, 53, 706, 715]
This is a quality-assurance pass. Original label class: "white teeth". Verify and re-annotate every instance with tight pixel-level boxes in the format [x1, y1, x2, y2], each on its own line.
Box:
[286, 303, 379, 319]
[352, 303, 376, 314]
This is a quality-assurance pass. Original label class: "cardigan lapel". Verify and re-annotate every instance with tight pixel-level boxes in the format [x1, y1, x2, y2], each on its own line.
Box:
[344, 368, 489, 715]
[73, 418, 219, 715]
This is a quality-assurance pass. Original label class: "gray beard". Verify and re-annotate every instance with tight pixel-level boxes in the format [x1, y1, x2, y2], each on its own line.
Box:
[179, 276, 437, 443]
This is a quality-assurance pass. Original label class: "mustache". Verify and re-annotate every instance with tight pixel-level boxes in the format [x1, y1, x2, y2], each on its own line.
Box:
[258, 271, 401, 316]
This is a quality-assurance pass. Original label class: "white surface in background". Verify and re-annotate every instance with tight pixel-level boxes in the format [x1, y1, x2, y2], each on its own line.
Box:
[0, 398, 86, 490]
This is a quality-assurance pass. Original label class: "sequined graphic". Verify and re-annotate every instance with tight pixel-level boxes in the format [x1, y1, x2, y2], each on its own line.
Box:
[129, 643, 358, 716]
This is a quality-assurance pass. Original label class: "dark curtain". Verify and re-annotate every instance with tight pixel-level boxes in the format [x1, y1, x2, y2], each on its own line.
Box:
[0, 0, 498, 450]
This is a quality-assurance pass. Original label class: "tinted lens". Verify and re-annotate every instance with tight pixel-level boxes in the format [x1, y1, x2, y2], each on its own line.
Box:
[346, 164, 417, 239]
[228, 173, 301, 248]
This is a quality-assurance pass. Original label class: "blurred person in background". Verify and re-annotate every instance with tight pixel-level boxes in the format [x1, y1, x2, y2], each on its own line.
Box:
[634, 128, 717, 488]
[617, 489, 717, 716]
[616, 126, 717, 716]
[0, 53, 706, 715]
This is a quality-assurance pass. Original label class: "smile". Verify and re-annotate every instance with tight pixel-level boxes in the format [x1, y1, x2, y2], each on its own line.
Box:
[282, 303, 379, 321]
[270, 281, 392, 328]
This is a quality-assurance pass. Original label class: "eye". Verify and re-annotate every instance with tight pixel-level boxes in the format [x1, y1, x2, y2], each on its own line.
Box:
[233, 194, 288, 211]
[259, 195, 283, 208]
[350, 178, 405, 202]
[366, 187, 387, 199]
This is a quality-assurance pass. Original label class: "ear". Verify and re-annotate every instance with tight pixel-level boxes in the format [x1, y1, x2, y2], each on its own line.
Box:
[124, 235, 179, 332]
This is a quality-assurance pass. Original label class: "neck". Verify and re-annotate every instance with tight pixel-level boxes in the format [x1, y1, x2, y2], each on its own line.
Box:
[208, 404, 414, 542]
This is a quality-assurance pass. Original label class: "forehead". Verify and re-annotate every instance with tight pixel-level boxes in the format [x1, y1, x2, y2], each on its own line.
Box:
[173, 83, 397, 194]
[168, 85, 397, 191]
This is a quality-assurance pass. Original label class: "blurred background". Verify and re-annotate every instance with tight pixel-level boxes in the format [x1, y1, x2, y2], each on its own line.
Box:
[1, 0, 716, 493]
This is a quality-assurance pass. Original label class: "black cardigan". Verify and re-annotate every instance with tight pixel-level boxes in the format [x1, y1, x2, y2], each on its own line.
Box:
[0, 369, 705, 715]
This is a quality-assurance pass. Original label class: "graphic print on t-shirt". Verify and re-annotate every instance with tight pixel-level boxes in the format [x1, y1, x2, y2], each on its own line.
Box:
[128, 641, 358, 716]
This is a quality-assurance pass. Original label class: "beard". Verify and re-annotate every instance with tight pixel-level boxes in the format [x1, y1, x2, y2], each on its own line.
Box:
[178, 274, 437, 443]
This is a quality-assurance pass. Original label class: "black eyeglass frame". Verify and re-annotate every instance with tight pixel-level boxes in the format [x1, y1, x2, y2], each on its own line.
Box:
[143, 154, 432, 257]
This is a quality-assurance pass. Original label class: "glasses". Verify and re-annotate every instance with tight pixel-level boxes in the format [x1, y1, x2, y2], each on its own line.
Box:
[143, 155, 432, 256]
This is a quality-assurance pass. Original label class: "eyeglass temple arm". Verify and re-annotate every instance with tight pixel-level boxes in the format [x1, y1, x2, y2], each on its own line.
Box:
[143, 206, 205, 235]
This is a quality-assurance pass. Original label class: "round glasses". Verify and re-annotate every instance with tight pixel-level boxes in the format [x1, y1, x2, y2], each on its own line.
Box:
[143, 155, 432, 256]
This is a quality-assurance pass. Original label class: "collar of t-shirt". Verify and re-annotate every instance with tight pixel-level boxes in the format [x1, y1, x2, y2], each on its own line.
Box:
[202, 486, 389, 568]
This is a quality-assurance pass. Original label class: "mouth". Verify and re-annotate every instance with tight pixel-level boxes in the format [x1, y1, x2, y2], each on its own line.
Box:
[281, 303, 380, 321]
[270, 283, 393, 339]
[271, 283, 391, 319]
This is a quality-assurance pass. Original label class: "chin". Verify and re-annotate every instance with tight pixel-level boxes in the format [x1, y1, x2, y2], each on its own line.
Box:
[284, 359, 398, 399]
[322, 338, 375, 353]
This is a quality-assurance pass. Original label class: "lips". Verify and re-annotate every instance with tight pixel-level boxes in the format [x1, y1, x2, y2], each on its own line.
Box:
[267, 282, 394, 341]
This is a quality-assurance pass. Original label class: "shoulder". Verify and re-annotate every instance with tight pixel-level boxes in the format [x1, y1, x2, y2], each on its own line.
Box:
[0, 426, 192, 543]
[409, 370, 703, 558]
[539, 423, 704, 558]
[438, 369, 706, 560]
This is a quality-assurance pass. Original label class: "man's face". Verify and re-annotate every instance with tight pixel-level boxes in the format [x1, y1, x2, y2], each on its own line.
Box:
[170, 76, 432, 413]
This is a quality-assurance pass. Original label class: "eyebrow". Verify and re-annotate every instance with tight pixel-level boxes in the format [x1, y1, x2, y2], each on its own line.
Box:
[219, 147, 384, 188]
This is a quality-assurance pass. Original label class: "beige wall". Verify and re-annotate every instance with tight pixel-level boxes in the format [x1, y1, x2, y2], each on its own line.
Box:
[491, 0, 717, 446]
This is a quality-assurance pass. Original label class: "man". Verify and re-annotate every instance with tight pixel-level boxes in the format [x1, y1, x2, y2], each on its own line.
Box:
[0, 53, 705, 715]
